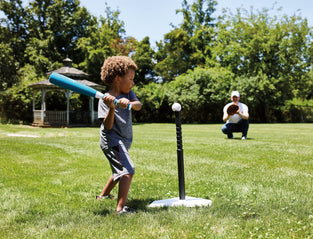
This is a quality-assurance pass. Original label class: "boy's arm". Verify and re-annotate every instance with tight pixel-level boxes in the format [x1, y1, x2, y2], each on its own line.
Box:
[102, 95, 117, 130]
[103, 107, 115, 130]
[118, 97, 142, 111]
[103, 106, 115, 130]
[130, 98, 142, 111]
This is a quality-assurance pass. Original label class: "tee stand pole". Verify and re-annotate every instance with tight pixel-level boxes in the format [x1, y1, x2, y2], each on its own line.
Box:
[175, 111, 185, 200]
[148, 104, 212, 208]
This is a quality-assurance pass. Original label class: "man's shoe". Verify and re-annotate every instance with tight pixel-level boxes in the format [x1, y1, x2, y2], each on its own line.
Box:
[242, 136, 246, 140]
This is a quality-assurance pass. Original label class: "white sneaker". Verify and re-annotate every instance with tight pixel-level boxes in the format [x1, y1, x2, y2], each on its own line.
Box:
[115, 206, 136, 215]
[241, 136, 246, 140]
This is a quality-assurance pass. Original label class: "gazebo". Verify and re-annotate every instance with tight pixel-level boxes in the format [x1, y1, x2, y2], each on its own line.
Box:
[28, 58, 106, 127]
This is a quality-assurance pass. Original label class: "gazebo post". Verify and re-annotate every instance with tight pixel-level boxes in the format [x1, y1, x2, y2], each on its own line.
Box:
[32, 91, 35, 111]
[65, 90, 71, 126]
[90, 97, 94, 125]
[41, 89, 46, 124]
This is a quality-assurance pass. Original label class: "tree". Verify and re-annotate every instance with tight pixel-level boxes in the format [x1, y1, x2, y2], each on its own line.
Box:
[0, 0, 27, 89]
[132, 83, 170, 122]
[0, 0, 28, 62]
[0, 64, 38, 123]
[155, 0, 217, 82]
[0, 0, 97, 78]
[0, 43, 19, 90]
[77, 5, 135, 82]
[131, 37, 156, 85]
[212, 6, 313, 121]
[155, 28, 193, 82]
[24, 0, 97, 73]
[164, 66, 233, 123]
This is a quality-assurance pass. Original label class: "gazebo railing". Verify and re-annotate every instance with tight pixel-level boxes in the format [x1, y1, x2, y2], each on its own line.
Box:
[33, 110, 42, 123]
[32, 110, 98, 126]
[33, 110, 67, 125]
[46, 111, 67, 124]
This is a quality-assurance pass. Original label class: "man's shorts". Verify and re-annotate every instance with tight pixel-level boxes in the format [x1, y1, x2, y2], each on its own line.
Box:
[101, 141, 135, 181]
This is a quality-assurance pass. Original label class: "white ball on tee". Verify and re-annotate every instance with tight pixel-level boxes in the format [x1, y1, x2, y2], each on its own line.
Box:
[172, 103, 181, 112]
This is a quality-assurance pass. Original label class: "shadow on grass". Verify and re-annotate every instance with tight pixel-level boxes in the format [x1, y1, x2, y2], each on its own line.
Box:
[225, 137, 254, 140]
[93, 198, 170, 216]
[93, 208, 111, 216]
[128, 198, 155, 211]
[128, 198, 177, 213]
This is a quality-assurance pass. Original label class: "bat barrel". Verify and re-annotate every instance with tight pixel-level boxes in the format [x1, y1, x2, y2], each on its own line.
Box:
[49, 72, 97, 98]
[49, 72, 132, 110]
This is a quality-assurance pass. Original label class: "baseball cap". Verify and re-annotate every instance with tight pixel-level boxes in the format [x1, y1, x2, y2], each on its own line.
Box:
[231, 91, 240, 97]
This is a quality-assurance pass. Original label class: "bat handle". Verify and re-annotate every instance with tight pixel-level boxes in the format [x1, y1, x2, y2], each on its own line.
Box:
[103, 94, 132, 110]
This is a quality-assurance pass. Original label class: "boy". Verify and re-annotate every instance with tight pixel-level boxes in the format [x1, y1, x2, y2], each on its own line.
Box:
[97, 56, 142, 214]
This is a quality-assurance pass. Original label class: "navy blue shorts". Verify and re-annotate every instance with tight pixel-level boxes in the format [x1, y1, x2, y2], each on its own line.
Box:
[101, 141, 135, 181]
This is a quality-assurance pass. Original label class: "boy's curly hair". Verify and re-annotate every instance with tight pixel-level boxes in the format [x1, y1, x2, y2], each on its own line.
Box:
[100, 56, 138, 85]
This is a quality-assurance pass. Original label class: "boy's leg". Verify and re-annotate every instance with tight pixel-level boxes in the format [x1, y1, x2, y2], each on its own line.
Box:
[100, 175, 118, 197]
[102, 143, 135, 212]
[116, 174, 133, 212]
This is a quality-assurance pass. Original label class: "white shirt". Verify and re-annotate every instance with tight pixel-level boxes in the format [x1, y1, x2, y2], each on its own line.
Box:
[223, 102, 248, 124]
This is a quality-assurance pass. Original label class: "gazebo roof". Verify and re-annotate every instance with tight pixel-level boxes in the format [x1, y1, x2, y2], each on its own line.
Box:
[46, 58, 88, 79]
[28, 58, 106, 92]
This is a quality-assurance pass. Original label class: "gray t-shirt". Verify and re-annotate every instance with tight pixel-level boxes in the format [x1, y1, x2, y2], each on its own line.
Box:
[98, 91, 137, 150]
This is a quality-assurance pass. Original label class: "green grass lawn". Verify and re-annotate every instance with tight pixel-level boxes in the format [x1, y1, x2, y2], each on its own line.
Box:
[0, 123, 313, 238]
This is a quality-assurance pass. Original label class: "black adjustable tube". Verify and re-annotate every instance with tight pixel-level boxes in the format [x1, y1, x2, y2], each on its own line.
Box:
[175, 111, 185, 200]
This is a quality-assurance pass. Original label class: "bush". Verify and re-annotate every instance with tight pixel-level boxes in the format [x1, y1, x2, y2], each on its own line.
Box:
[0, 65, 40, 124]
[282, 99, 313, 122]
[0, 85, 33, 124]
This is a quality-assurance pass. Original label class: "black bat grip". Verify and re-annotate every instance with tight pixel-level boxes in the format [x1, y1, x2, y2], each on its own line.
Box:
[175, 111, 185, 200]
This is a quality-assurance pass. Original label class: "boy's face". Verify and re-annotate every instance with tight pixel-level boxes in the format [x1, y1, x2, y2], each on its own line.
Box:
[118, 68, 135, 94]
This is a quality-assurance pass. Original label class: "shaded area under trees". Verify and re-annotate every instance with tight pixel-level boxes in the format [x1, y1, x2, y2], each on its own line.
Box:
[1, 0, 313, 124]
